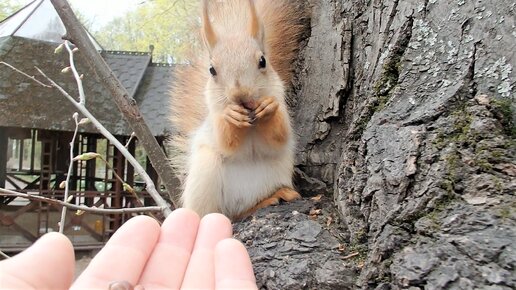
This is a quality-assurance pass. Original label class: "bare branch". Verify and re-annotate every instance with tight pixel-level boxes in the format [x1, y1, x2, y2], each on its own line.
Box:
[35, 66, 173, 217]
[59, 112, 80, 233]
[64, 41, 86, 104]
[0, 62, 51, 88]
[125, 132, 136, 148]
[1, 60, 173, 216]
[50, 0, 181, 204]
[0, 188, 164, 214]
[0, 250, 10, 259]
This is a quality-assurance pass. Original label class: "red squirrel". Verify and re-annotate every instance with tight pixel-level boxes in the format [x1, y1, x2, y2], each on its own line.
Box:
[170, 0, 306, 220]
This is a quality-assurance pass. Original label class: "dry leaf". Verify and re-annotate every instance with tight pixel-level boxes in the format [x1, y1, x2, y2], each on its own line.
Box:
[326, 216, 333, 227]
[309, 208, 322, 216]
[311, 194, 323, 201]
[474, 94, 490, 105]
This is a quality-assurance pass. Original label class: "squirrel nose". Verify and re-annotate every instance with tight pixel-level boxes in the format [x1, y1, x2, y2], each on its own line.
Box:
[228, 87, 252, 103]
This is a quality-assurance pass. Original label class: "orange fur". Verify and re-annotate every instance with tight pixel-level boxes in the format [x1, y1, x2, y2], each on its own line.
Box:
[256, 109, 289, 148]
[169, 0, 307, 177]
[216, 115, 249, 154]
[234, 187, 301, 220]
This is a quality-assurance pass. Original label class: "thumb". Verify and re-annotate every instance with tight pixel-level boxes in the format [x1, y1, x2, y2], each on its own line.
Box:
[0, 232, 75, 289]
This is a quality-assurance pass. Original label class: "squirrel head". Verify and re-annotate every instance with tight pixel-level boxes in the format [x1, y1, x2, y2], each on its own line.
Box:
[201, 0, 276, 111]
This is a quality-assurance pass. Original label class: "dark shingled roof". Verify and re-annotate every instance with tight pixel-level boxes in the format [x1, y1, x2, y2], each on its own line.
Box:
[0, 36, 173, 136]
[134, 65, 175, 136]
[102, 51, 152, 98]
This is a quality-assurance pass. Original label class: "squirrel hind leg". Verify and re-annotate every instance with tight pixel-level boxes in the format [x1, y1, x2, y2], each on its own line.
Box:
[233, 187, 301, 221]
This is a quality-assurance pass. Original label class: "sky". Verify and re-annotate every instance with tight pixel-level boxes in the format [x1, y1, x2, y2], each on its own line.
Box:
[13, 0, 142, 29]
[68, 0, 142, 29]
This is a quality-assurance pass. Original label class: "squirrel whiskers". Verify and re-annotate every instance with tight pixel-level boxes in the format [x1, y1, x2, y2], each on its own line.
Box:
[169, 0, 307, 219]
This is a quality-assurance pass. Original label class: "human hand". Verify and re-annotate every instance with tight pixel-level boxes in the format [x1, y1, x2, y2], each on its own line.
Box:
[0, 209, 257, 289]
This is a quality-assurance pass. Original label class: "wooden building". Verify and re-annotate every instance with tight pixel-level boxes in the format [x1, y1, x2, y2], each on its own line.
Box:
[0, 0, 174, 251]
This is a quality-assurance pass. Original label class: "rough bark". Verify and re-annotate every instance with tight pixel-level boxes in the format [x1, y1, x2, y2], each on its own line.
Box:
[235, 0, 515, 289]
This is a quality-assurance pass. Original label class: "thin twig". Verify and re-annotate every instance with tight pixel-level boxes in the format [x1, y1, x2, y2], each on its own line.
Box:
[34, 67, 172, 216]
[342, 252, 360, 260]
[59, 113, 80, 233]
[0, 250, 10, 259]
[0, 62, 52, 88]
[2, 60, 173, 216]
[64, 41, 86, 105]
[98, 155, 125, 187]
[96, 155, 155, 219]
[125, 132, 136, 148]
[0, 188, 164, 214]
[50, 0, 180, 205]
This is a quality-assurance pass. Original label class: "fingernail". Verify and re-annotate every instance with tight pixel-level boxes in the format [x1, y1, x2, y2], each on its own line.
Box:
[109, 281, 135, 290]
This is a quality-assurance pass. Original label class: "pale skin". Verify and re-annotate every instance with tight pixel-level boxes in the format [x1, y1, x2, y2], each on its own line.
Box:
[0, 209, 257, 290]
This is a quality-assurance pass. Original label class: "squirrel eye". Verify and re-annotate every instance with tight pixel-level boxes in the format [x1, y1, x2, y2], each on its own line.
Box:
[258, 56, 266, 69]
[209, 65, 217, 76]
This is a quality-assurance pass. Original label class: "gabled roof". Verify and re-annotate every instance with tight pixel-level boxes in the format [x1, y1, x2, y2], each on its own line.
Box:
[135, 64, 177, 136]
[102, 51, 152, 98]
[0, 37, 174, 136]
[0, 0, 102, 49]
[0, 1, 175, 137]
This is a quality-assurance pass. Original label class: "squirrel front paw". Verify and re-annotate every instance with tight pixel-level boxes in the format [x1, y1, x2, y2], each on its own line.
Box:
[254, 96, 279, 121]
[223, 104, 253, 128]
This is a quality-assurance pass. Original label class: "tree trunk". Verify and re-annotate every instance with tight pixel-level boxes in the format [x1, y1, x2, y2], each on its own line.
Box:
[235, 0, 515, 289]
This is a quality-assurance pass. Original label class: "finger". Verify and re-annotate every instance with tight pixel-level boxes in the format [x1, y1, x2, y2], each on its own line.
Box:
[181, 213, 233, 289]
[254, 97, 273, 115]
[228, 104, 250, 115]
[215, 239, 257, 290]
[255, 102, 278, 120]
[224, 113, 252, 128]
[72, 215, 160, 289]
[138, 209, 200, 289]
[254, 102, 267, 115]
[227, 108, 251, 123]
[0, 232, 74, 289]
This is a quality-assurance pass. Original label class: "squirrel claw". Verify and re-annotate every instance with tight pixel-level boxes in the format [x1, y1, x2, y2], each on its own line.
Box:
[254, 96, 278, 121]
[224, 105, 253, 128]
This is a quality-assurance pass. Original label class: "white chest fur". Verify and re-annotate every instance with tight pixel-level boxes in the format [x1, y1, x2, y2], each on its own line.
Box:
[182, 120, 294, 218]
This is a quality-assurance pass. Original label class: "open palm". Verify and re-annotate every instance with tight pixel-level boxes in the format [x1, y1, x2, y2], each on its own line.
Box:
[0, 209, 257, 289]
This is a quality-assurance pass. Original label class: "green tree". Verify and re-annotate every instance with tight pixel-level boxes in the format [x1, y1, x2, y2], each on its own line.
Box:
[0, 0, 24, 21]
[93, 0, 199, 63]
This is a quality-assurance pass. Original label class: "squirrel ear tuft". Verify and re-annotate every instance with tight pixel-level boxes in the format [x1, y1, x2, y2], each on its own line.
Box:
[202, 0, 217, 51]
[248, 0, 263, 44]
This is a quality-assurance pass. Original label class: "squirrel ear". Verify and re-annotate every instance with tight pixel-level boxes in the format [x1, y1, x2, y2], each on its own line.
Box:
[202, 0, 217, 50]
[248, 0, 263, 44]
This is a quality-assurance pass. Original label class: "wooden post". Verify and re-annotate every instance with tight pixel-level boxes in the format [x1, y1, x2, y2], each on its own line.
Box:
[0, 127, 7, 188]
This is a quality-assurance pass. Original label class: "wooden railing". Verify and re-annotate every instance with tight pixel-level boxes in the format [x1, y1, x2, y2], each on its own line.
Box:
[0, 189, 151, 252]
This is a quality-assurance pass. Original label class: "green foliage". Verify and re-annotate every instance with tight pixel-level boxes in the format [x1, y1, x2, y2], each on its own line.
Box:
[491, 97, 516, 138]
[92, 0, 199, 63]
[0, 0, 24, 21]
[372, 59, 402, 111]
